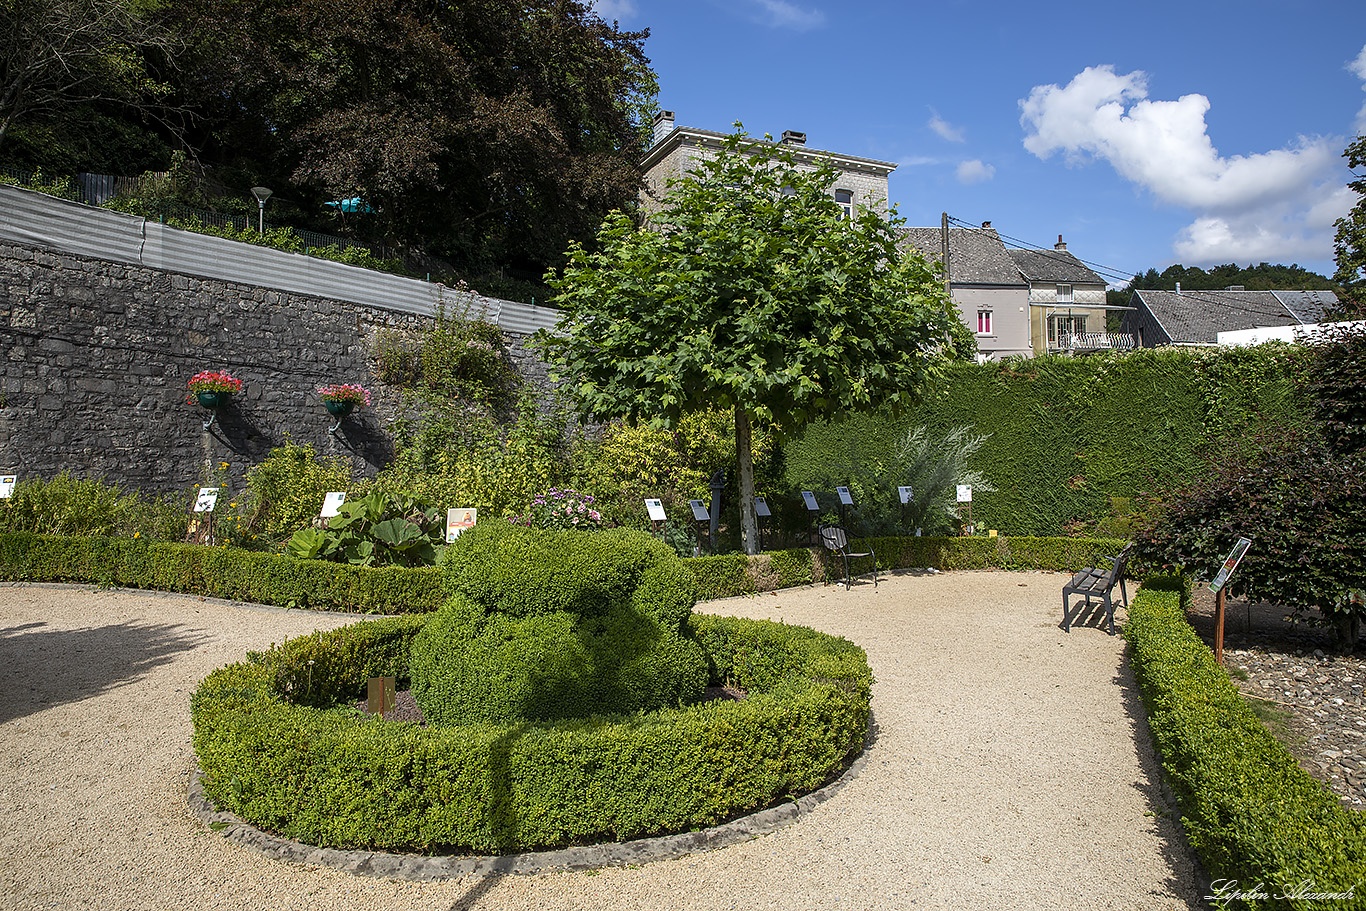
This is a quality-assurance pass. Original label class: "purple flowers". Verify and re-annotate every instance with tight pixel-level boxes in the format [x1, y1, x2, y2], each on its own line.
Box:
[509, 487, 602, 530]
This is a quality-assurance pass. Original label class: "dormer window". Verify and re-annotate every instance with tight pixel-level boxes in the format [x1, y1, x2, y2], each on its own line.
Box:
[835, 189, 853, 220]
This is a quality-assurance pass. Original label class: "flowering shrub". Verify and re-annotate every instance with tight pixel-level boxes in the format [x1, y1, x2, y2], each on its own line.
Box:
[511, 487, 602, 530]
[187, 370, 243, 394]
[317, 383, 372, 409]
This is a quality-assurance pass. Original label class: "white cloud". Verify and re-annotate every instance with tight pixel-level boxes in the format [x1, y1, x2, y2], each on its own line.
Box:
[588, 0, 637, 20]
[748, 0, 825, 30]
[956, 160, 995, 184]
[1020, 64, 1349, 265]
[1351, 43, 1366, 133]
[928, 109, 965, 143]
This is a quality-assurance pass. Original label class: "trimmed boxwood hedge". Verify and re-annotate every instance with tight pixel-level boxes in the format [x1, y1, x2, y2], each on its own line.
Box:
[0, 530, 442, 613]
[191, 612, 872, 854]
[0, 530, 1127, 608]
[1124, 580, 1366, 908]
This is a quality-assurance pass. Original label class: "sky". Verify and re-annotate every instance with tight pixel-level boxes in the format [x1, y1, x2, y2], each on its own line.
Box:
[590, 0, 1365, 286]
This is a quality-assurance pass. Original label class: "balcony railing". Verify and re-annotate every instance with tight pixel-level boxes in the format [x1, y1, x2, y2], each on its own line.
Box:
[1053, 331, 1138, 352]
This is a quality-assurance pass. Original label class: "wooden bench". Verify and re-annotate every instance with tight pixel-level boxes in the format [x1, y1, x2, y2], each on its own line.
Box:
[819, 525, 878, 590]
[1062, 543, 1134, 635]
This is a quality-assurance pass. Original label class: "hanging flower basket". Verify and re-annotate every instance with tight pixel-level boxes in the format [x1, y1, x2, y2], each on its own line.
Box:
[318, 383, 372, 414]
[187, 371, 242, 409]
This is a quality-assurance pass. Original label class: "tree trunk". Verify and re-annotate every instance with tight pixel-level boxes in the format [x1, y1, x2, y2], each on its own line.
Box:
[736, 406, 758, 555]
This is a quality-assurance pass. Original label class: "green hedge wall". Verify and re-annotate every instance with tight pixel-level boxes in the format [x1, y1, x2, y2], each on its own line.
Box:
[786, 347, 1310, 537]
[0, 531, 443, 613]
[191, 613, 871, 854]
[1124, 582, 1366, 908]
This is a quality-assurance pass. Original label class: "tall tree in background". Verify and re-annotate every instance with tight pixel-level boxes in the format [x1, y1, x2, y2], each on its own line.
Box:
[1334, 135, 1366, 310]
[164, 0, 656, 285]
[0, 0, 180, 168]
[541, 131, 971, 555]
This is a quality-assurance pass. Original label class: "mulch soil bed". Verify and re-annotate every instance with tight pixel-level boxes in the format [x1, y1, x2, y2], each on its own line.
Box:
[1185, 588, 1366, 809]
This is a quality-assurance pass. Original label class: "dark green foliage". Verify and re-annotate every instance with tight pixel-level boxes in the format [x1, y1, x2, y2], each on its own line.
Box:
[286, 490, 446, 567]
[191, 613, 871, 853]
[1127, 262, 1339, 292]
[1124, 585, 1366, 907]
[0, 471, 188, 540]
[1333, 135, 1366, 308]
[0, 531, 443, 613]
[785, 346, 1307, 538]
[1297, 323, 1366, 456]
[411, 523, 708, 724]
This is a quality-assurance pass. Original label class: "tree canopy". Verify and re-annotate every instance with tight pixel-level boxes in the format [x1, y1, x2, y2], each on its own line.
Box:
[540, 129, 970, 553]
[1333, 134, 1366, 308]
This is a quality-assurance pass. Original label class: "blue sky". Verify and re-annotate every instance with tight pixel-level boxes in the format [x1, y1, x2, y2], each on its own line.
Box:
[592, 0, 1365, 286]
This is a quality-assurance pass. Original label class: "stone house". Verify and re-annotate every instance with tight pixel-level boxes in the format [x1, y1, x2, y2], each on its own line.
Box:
[1006, 238, 1123, 355]
[639, 111, 896, 217]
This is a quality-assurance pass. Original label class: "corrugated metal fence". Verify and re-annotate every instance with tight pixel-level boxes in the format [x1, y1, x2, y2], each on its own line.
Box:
[0, 184, 562, 335]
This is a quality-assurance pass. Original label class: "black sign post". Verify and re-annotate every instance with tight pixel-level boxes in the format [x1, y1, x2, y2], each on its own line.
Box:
[754, 496, 771, 553]
[689, 499, 712, 556]
[801, 491, 821, 545]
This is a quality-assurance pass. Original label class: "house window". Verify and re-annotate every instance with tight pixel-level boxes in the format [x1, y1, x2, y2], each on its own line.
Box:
[1057, 284, 1073, 304]
[835, 189, 853, 220]
[1048, 314, 1086, 345]
[976, 310, 992, 335]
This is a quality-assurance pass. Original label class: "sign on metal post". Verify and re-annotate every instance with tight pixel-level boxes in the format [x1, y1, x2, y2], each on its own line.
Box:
[801, 491, 820, 512]
[193, 488, 219, 513]
[688, 499, 710, 522]
[754, 496, 771, 518]
[955, 485, 972, 503]
[835, 487, 854, 506]
[644, 498, 667, 522]
[897, 486, 914, 505]
[320, 491, 347, 518]
[1210, 536, 1252, 666]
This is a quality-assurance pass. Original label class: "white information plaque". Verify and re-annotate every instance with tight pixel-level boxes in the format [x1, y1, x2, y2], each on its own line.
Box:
[956, 485, 973, 503]
[193, 488, 220, 513]
[835, 486, 854, 506]
[320, 491, 347, 518]
[754, 496, 771, 518]
[801, 491, 820, 511]
[644, 498, 667, 522]
[446, 507, 477, 542]
[898, 486, 914, 505]
[0, 476, 15, 499]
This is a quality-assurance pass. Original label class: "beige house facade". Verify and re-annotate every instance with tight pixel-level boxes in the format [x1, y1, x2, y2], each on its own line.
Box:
[639, 111, 896, 217]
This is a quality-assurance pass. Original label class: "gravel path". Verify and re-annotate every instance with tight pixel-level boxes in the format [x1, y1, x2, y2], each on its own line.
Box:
[0, 574, 1203, 911]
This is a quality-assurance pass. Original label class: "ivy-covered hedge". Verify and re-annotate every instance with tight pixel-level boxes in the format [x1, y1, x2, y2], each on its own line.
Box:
[1124, 582, 1366, 907]
[0, 531, 443, 613]
[191, 613, 871, 853]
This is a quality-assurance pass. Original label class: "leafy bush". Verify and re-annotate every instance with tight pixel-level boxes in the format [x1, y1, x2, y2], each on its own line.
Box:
[509, 487, 602, 530]
[244, 444, 354, 542]
[0, 472, 188, 541]
[0, 531, 442, 613]
[287, 490, 446, 567]
[410, 523, 708, 724]
[1124, 584, 1366, 907]
[192, 611, 871, 853]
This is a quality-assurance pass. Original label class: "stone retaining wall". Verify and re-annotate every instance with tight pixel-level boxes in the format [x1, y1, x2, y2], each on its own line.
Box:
[0, 242, 553, 495]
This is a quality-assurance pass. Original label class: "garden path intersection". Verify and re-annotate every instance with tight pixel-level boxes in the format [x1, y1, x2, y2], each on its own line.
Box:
[0, 574, 1203, 911]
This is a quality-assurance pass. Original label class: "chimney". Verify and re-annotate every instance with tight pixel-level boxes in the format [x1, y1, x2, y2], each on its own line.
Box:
[1175, 282, 1181, 293]
[652, 110, 676, 145]
[981, 221, 992, 230]
[1055, 234, 1067, 251]
[781, 130, 806, 147]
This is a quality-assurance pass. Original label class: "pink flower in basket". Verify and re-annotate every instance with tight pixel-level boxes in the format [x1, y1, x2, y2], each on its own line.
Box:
[317, 383, 372, 410]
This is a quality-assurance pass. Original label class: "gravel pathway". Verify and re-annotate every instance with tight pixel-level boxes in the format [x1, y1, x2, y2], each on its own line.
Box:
[0, 574, 1203, 911]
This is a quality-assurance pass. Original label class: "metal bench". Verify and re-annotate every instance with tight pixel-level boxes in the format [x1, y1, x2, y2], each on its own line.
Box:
[819, 525, 878, 589]
[1062, 543, 1134, 635]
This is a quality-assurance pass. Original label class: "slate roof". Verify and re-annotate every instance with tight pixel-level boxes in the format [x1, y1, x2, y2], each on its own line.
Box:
[1131, 289, 1339, 344]
[900, 227, 1024, 286]
[1006, 248, 1104, 285]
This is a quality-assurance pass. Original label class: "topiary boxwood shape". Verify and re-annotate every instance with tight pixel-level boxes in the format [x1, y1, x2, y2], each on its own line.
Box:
[410, 523, 709, 725]
[191, 612, 872, 854]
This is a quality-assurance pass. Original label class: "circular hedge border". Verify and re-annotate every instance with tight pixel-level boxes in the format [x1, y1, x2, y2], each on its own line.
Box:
[191, 611, 872, 855]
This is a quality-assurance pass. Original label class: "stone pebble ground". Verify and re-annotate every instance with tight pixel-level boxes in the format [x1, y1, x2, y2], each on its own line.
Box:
[0, 575, 1205, 911]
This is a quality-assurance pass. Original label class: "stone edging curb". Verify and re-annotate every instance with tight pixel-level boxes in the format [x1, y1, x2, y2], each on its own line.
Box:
[188, 727, 873, 881]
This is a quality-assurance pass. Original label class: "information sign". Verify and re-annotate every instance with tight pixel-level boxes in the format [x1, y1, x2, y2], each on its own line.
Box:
[1209, 537, 1253, 594]
[0, 476, 15, 499]
[835, 486, 854, 506]
[320, 491, 347, 518]
[688, 499, 710, 522]
[193, 488, 219, 513]
[446, 508, 477, 542]
[754, 496, 771, 518]
[644, 498, 667, 522]
[956, 485, 973, 503]
[801, 491, 820, 512]
[897, 486, 914, 505]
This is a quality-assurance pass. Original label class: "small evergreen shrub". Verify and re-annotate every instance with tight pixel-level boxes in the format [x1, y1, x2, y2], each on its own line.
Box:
[410, 523, 708, 724]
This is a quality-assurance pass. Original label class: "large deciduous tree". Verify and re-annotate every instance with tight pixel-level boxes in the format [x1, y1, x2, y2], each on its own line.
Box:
[1334, 134, 1366, 310]
[164, 0, 655, 283]
[541, 130, 971, 555]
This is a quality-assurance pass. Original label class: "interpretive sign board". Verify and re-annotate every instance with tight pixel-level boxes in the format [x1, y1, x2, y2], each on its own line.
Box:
[688, 499, 710, 522]
[956, 485, 972, 503]
[320, 491, 347, 518]
[446, 508, 477, 542]
[1209, 537, 1253, 594]
[836, 486, 854, 506]
[193, 488, 219, 513]
[898, 486, 914, 505]
[644, 498, 667, 522]
[801, 491, 820, 512]
[0, 476, 15, 499]
[754, 496, 771, 518]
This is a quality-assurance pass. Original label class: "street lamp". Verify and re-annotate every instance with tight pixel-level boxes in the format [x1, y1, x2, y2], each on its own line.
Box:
[250, 186, 272, 233]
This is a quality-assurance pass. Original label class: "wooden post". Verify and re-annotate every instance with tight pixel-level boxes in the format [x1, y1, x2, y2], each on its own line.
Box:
[1214, 588, 1226, 666]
